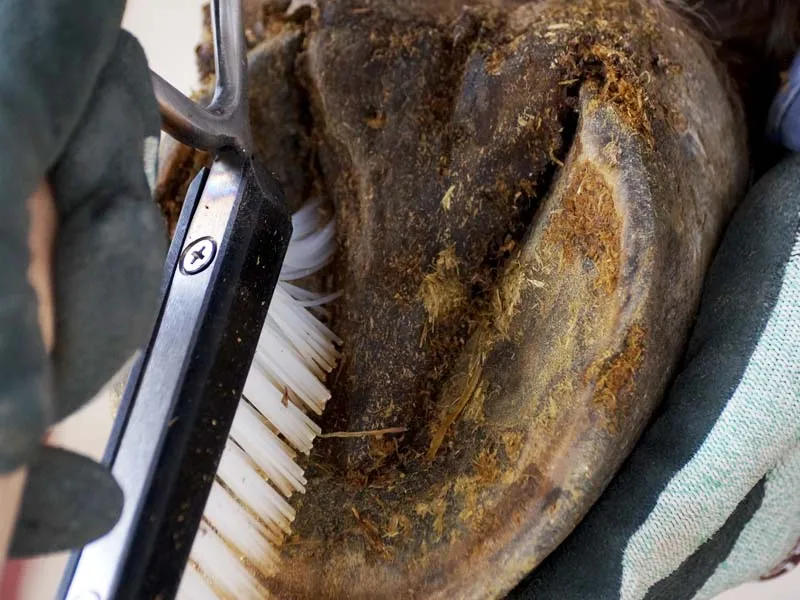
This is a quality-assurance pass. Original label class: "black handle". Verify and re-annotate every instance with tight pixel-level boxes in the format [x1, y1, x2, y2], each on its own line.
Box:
[58, 153, 291, 600]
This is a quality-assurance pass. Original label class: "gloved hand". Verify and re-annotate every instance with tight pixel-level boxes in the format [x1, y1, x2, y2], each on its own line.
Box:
[512, 53, 800, 600]
[0, 0, 167, 557]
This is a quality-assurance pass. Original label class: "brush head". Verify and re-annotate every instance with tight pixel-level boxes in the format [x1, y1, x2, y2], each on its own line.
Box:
[176, 193, 341, 599]
[59, 154, 292, 600]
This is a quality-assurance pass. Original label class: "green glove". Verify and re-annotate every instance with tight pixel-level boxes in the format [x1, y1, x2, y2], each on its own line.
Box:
[512, 150, 800, 597]
[0, 0, 167, 556]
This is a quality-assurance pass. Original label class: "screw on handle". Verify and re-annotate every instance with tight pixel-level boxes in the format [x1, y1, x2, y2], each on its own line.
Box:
[180, 237, 218, 275]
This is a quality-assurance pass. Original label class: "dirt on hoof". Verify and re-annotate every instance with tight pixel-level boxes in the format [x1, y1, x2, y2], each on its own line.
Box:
[156, 1, 752, 597]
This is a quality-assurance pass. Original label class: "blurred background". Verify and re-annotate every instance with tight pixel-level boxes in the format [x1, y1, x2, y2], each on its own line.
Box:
[1, 1, 796, 598]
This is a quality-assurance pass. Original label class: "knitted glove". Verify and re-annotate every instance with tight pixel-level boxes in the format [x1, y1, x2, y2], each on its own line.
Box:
[0, 0, 166, 556]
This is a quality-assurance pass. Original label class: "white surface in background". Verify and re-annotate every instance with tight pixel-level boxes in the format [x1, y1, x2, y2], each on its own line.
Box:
[123, 0, 206, 95]
[10, 0, 799, 598]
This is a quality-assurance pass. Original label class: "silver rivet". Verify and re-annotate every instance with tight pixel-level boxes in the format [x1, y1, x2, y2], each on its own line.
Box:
[180, 237, 217, 275]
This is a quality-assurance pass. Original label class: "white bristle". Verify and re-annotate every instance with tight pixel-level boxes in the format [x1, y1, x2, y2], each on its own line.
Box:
[270, 286, 341, 373]
[281, 220, 336, 277]
[243, 365, 321, 453]
[281, 196, 337, 281]
[205, 480, 284, 548]
[179, 197, 341, 599]
[203, 481, 283, 568]
[179, 522, 269, 600]
[176, 564, 219, 600]
[281, 282, 342, 307]
[253, 330, 331, 415]
[218, 436, 296, 535]
[288, 196, 325, 239]
[229, 402, 306, 497]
